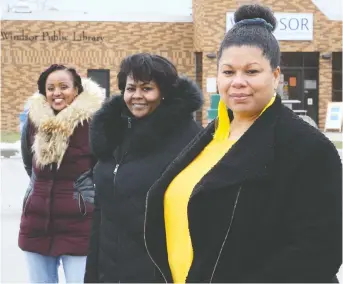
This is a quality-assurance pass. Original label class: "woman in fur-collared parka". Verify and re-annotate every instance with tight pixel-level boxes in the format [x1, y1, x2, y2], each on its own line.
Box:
[84, 53, 203, 283]
[18, 64, 105, 284]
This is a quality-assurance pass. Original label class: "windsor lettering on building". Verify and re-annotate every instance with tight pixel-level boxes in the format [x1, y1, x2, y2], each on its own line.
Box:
[227, 12, 314, 40]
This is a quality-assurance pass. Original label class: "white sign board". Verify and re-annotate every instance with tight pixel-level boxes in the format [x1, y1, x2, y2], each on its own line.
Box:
[324, 102, 343, 131]
[226, 12, 313, 41]
[206, 77, 217, 93]
[304, 80, 317, 89]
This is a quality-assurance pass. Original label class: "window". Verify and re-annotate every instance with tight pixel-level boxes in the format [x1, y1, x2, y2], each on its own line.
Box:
[281, 52, 319, 68]
[280, 52, 303, 67]
[332, 52, 342, 70]
[332, 52, 342, 102]
[303, 52, 319, 67]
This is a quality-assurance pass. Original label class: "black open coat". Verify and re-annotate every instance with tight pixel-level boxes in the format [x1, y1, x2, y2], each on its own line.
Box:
[145, 96, 342, 283]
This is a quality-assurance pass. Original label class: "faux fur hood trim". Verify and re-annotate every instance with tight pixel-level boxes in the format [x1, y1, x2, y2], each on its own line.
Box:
[90, 76, 203, 159]
[28, 78, 105, 168]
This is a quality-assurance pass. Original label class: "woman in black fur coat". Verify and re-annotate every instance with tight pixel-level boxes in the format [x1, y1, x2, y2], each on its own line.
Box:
[84, 53, 203, 283]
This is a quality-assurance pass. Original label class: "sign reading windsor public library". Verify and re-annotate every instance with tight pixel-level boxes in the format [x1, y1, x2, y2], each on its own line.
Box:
[226, 13, 314, 41]
[1, 30, 104, 42]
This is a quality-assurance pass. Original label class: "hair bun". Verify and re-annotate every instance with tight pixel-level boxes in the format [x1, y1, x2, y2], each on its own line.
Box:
[234, 4, 277, 32]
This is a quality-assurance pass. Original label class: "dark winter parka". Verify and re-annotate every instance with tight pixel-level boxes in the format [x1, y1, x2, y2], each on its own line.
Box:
[84, 77, 203, 283]
[144, 95, 342, 283]
[19, 78, 105, 256]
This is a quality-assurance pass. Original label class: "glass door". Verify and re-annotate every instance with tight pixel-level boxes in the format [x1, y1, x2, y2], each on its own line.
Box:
[280, 69, 303, 111]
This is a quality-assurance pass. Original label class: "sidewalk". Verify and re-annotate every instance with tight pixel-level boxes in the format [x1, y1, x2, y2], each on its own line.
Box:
[1, 132, 342, 158]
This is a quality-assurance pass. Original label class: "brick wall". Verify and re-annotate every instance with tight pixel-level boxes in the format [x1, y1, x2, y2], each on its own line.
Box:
[192, 0, 342, 127]
[1, 21, 194, 131]
[192, 0, 205, 51]
[318, 54, 333, 127]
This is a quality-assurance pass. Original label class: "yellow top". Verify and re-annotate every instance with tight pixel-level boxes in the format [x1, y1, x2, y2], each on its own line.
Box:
[163, 95, 276, 283]
[164, 138, 237, 283]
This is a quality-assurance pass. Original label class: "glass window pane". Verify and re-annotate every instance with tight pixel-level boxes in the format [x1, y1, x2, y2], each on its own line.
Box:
[332, 52, 342, 71]
[281, 52, 303, 67]
[333, 72, 342, 91]
[332, 90, 342, 102]
[304, 69, 318, 80]
[303, 52, 319, 67]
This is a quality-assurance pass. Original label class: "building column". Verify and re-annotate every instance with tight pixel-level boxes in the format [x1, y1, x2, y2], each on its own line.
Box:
[318, 53, 333, 129]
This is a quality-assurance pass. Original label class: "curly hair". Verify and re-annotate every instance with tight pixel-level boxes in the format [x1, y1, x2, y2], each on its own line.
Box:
[37, 64, 84, 96]
[117, 53, 179, 99]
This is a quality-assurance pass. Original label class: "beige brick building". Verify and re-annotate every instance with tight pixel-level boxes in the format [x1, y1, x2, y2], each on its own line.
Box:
[1, 0, 342, 131]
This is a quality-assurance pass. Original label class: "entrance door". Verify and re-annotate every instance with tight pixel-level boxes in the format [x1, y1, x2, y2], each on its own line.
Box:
[303, 69, 319, 123]
[280, 69, 312, 120]
[87, 69, 110, 98]
[281, 69, 303, 110]
[280, 69, 318, 123]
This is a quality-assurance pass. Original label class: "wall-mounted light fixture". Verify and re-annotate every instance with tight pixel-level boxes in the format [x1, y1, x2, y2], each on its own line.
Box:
[206, 53, 217, 59]
[321, 52, 332, 60]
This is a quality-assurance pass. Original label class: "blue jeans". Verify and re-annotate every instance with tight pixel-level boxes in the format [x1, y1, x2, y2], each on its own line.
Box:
[24, 251, 87, 283]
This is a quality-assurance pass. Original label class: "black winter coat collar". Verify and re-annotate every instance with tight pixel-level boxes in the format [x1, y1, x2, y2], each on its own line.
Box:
[194, 96, 282, 193]
[90, 76, 203, 159]
[148, 95, 283, 198]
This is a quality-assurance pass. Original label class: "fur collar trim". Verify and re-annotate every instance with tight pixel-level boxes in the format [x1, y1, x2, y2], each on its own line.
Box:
[90, 76, 203, 159]
[28, 78, 105, 168]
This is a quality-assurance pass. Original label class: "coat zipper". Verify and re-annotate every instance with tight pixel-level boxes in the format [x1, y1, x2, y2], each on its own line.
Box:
[113, 164, 120, 184]
[113, 152, 128, 193]
[113, 117, 131, 193]
[112, 159, 126, 283]
[143, 130, 211, 283]
[143, 153, 185, 284]
[144, 190, 168, 283]
[209, 186, 242, 283]
[143, 149, 197, 283]
[46, 164, 56, 232]
[48, 164, 57, 254]
[78, 191, 87, 216]
[113, 117, 132, 283]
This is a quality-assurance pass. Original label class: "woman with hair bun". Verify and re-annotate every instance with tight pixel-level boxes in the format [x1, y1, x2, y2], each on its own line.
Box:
[19, 64, 105, 283]
[144, 4, 342, 283]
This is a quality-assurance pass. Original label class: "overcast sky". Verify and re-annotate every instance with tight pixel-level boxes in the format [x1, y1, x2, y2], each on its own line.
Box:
[2, 0, 192, 15]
